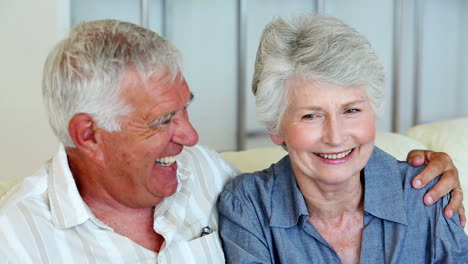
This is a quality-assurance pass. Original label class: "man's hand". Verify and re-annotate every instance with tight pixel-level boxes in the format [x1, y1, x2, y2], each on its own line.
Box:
[407, 150, 465, 227]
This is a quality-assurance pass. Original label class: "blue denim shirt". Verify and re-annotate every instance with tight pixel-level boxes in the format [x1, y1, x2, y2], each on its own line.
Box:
[218, 147, 468, 263]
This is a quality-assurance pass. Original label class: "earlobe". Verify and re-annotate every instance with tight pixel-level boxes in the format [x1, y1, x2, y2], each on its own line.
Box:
[269, 133, 285, 146]
[68, 114, 103, 161]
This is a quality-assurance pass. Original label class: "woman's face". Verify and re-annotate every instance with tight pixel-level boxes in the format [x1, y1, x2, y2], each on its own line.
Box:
[271, 77, 376, 187]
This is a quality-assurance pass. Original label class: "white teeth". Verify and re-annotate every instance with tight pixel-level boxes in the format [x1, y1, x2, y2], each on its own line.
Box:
[318, 149, 353, 160]
[155, 156, 177, 166]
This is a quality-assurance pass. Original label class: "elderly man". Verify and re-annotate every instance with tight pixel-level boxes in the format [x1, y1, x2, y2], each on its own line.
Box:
[0, 20, 464, 263]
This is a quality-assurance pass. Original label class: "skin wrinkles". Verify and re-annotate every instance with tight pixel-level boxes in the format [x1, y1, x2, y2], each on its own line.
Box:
[270, 77, 376, 264]
[148, 93, 194, 129]
[69, 67, 199, 252]
[296, 99, 369, 120]
[82, 67, 198, 210]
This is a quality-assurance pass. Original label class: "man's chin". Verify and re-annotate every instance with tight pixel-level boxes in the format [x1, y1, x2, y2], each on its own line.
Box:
[162, 181, 179, 197]
[150, 164, 179, 198]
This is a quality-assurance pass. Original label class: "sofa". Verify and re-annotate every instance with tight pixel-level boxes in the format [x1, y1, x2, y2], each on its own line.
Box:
[1, 118, 467, 228]
[221, 118, 468, 233]
[222, 117, 467, 179]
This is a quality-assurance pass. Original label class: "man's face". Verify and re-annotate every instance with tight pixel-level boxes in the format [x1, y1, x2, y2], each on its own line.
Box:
[96, 68, 199, 207]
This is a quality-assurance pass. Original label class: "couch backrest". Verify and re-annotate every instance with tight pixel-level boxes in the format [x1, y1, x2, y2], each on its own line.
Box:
[408, 118, 468, 193]
[221, 132, 428, 173]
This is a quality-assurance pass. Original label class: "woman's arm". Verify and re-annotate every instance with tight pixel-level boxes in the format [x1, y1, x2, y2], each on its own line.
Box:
[429, 193, 468, 262]
[218, 189, 272, 264]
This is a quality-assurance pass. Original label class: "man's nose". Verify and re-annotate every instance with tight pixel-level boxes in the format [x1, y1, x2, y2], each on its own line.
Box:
[172, 110, 199, 146]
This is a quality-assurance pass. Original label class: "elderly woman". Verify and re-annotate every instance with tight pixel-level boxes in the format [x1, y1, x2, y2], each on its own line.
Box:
[217, 14, 468, 263]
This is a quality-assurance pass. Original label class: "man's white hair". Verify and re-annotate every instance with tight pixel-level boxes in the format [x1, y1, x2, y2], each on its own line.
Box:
[42, 19, 181, 147]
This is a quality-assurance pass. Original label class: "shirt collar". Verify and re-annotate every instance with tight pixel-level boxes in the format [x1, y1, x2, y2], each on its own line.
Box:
[363, 147, 408, 225]
[270, 155, 309, 228]
[47, 145, 196, 232]
[48, 144, 91, 229]
[153, 154, 192, 217]
[152, 148, 195, 246]
[269, 147, 408, 228]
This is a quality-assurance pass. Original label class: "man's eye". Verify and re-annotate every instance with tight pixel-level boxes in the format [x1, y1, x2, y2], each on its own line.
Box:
[156, 118, 172, 127]
[149, 116, 173, 128]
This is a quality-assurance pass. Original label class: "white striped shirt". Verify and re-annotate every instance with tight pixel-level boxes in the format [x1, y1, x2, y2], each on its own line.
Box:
[0, 144, 239, 263]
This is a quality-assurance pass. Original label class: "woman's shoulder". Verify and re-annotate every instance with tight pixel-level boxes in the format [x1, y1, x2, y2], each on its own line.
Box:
[370, 147, 430, 187]
[219, 155, 292, 210]
[223, 163, 277, 198]
[396, 161, 431, 190]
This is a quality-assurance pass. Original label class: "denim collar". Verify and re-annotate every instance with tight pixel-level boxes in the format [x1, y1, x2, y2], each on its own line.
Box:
[270, 155, 309, 228]
[363, 147, 408, 225]
[269, 147, 408, 228]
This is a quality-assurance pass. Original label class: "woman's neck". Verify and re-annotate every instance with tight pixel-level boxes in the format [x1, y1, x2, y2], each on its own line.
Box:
[293, 168, 365, 264]
[297, 172, 364, 220]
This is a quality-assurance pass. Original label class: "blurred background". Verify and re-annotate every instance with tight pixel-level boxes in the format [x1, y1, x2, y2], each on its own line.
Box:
[1, 0, 468, 180]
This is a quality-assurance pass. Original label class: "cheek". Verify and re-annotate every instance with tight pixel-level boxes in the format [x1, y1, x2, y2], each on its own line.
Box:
[353, 116, 376, 143]
[284, 125, 320, 150]
[104, 138, 136, 168]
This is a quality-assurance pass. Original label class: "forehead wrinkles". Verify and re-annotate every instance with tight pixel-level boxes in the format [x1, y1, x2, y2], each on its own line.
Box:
[289, 78, 368, 106]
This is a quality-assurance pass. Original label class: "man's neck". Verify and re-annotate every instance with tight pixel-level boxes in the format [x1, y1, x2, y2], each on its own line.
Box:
[90, 200, 164, 252]
[66, 148, 165, 252]
[83, 182, 165, 252]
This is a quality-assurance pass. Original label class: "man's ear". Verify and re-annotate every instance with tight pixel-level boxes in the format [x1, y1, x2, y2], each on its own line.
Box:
[269, 132, 285, 146]
[68, 114, 103, 162]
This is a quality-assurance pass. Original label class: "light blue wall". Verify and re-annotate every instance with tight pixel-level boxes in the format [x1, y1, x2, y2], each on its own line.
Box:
[420, 0, 466, 124]
[70, 0, 468, 150]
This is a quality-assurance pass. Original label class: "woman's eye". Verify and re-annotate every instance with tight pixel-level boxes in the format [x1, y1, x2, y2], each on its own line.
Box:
[345, 108, 360, 114]
[303, 114, 317, 119]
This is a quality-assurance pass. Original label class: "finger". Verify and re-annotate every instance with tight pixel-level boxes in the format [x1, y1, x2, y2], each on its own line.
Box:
[458, 203, 466, 228]
[412, 154, 457, 189]
[423, 171, 459, 205]
[413, 162, 452, 189]
[443, 187, 464, 218]
[406, 149, 428, 167]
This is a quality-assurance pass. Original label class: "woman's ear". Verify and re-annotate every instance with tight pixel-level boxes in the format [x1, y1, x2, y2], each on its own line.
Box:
[68, 113, 103, 162]
[269, 132, 285, 146]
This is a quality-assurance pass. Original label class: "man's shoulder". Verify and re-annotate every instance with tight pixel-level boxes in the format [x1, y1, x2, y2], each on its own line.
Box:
[0, 166, 49, 216]
[179, 145, 224, 162]
[179, 145, 240, 178]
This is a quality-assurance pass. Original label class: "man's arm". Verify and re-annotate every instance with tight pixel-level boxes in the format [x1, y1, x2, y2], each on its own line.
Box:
[407, 150, 465, 227]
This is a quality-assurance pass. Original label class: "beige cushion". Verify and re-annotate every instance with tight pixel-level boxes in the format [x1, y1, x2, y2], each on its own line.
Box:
[0, 178, 21, 198]
[221, 132, 428, 173]
[221, 146, 287, 173]
[375, 132, 428, 160]
[408, 118, 468, 193]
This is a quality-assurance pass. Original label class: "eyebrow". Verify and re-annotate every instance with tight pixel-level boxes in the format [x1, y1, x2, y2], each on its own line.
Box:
[341, 99, 367, 109]
[298, 99, 368, 112]
[148, 92, 194, 127]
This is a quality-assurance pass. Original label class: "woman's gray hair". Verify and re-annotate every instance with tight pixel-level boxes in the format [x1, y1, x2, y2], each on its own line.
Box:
[252, 14, 385, 136]
[42, 19, 181, 147]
